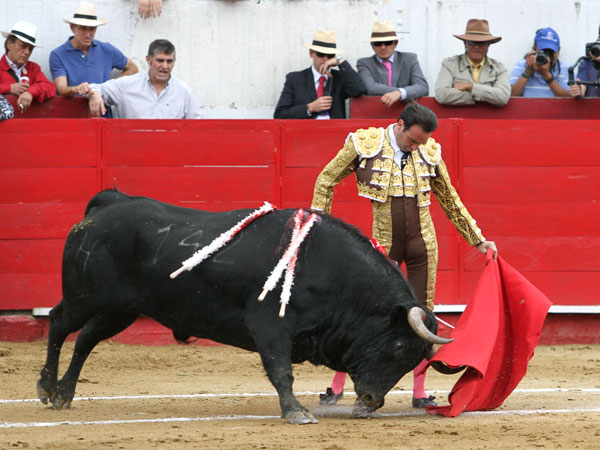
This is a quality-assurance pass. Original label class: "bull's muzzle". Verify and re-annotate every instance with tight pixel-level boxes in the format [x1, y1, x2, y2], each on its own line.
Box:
[352, 393, 384, 418]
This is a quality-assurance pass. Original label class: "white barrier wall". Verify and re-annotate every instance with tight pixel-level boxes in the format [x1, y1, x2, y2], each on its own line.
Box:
[2, 0, 599, 118]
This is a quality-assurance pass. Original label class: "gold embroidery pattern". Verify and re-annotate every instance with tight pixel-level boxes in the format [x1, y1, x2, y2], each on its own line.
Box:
[419, 207, 438, 311]
[371, 199, 393, 252]
[357, 181, 387, 202]
[353, 128, 385, 158]
[419, 139, 442, 166]
[430, 160, 485, 246]
[311, 138, 360, 213]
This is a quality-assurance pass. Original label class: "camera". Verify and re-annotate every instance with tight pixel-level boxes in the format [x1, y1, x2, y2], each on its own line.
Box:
[534, 50, 552, 65]
[585, 25, 600, 58]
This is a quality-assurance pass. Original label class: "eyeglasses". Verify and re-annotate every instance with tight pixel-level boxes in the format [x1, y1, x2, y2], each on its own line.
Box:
[465, 40, 490, 47]
[315, 51, 336, 59]
[373, 40, 397, 47]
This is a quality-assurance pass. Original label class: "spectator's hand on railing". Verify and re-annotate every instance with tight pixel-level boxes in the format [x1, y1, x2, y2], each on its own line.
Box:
[10, 82, 29, 96]
[381, 90, 401, 107]
[17, 91, 33, 113]
[137, 0, 162, 19]
[89, 91, 106, 117]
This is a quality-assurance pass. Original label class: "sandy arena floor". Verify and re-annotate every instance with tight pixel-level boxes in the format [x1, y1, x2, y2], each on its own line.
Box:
[1, 341, 599, 449]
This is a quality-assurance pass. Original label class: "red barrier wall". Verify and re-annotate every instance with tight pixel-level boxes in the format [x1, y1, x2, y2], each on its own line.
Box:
[1, 118, 599, 335]
[350, 96, 600, 120]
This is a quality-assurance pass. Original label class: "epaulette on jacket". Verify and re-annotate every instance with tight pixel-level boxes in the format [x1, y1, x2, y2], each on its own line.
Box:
[350, 127, 385, 159]
[419, 139, 442, 166]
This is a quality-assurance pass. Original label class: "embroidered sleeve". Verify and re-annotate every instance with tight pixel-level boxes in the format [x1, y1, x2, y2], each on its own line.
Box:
[430, 159, 485, 246]
[311, 135, 360, 214]
[0, 95, 13, 121]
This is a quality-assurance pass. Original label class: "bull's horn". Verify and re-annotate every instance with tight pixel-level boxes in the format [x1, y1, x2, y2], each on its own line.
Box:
[430, 361, 466, 375]
[407, 307, 453, 345]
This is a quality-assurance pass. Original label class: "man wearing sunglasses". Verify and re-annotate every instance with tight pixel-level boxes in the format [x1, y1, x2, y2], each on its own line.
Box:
[434, 19, 510, 106]
[510, 27, 572, 97]
[357, 21, 428, 107]
[274, 30, 365, 119]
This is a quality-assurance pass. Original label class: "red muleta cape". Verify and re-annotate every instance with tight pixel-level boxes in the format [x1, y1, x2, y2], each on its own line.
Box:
[426, 250, 552, 417]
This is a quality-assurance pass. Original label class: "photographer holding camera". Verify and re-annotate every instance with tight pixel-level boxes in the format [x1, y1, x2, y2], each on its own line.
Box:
[569, 31, 600, 98]
[510, 27, 572, 97]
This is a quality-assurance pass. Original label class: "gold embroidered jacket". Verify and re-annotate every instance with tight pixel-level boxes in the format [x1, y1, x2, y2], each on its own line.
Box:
[311, 126, 485, 306]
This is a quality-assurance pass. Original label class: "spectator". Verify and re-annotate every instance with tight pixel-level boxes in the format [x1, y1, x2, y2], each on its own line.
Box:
[0, 94, 14, 120]
[88, 39, 202, 119]
[434, 19, 510, 106]
[274, 30, 365, 119]
[312, 103, 497, 408]
[50, 1, 138, 101]
[357, 20, 428, 107]
[569, 38, 600, 98]
[0, 21, 55, 114]
[510, 27, 572, 97]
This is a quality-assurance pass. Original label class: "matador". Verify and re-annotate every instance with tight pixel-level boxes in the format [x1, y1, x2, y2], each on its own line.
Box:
[311, 103, 497, 408]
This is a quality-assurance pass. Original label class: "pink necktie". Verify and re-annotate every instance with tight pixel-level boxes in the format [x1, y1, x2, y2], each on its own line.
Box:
[382, 60, 392, 87]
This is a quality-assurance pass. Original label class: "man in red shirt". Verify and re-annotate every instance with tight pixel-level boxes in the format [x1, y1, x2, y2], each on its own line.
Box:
[1, 21, 55, 113]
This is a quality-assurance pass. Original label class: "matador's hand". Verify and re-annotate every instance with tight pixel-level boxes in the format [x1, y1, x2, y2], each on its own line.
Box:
[476, 241, 498, 261]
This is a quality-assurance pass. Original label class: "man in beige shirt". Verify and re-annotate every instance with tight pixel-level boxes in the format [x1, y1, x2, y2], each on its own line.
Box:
[434, 19, 510, 106]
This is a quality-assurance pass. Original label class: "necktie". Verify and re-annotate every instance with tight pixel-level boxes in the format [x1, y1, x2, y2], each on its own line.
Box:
[382, 60, 392, 87]
[317, 76, 326, 97]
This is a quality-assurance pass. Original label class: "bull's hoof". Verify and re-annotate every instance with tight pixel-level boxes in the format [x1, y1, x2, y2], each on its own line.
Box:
[36, 380, 56, 405]
[352, 398, 377, 418]
[285, 410, 319, 424]
[52, 395, 72, 410]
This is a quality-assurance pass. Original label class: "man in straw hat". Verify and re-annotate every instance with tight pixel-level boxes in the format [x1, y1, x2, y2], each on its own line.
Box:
[312, 103, 497, 409]
[434, 19, 510, 106]
[0, 20, 55, 113]
[50, 1, 138, 105]
[274, 30, 365, 119]
[509, 27, 572, 98]
[357, 20, 428, 107]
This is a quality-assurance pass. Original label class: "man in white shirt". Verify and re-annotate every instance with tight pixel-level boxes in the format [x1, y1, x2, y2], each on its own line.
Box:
[89, 39, 202, 118]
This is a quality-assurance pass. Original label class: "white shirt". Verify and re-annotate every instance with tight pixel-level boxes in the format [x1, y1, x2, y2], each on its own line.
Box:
[90, 71, 202, 119]
[5, 55, 23, 78]
[375, 53, 407, 100]
[387, 123, 410, 169]
[311, 65, 330, 120]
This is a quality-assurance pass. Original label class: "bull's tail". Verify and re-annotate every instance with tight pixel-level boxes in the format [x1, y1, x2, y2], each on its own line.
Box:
[84, 189, 133, 217]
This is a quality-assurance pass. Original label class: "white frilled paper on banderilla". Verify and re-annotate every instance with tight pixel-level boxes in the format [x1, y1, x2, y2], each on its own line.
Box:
[258, 210, 320, 317]
[169, 202, 276, 280]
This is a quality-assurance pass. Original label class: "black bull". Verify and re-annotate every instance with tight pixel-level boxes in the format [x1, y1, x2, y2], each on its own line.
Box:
[38, 190, 451, 424]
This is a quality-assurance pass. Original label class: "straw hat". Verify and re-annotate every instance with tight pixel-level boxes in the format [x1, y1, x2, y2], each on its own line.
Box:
[453, 19, 501, 44]
[368, 20, 399, 43]
[303, 30, 343, 54]
[1, 21, 40, 47]
[64, 1, 107, 27]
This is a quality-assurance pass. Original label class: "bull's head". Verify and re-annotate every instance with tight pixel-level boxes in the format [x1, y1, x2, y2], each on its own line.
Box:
[347, 305, 451, 418]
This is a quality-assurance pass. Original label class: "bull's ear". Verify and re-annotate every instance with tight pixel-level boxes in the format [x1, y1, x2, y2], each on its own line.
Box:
[389, 304, 410, 328]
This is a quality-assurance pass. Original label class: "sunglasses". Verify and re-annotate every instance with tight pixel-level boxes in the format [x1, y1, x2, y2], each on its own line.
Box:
[465, 40, 490, 47]
[373, 40, 396, 47]
[315, 51, 336, 59]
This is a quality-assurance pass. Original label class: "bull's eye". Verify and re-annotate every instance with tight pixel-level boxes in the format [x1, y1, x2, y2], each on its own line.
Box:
[394, 341, 406, 359]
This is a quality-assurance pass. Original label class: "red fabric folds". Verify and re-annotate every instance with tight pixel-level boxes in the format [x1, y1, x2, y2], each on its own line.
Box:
[426, 251, 552, 417]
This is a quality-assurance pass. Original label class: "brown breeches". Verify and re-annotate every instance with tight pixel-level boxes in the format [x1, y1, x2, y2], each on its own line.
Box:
[387, 197, 429, 307]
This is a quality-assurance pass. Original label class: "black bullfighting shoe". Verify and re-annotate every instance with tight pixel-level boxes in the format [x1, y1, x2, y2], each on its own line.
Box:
[319, 387, 343, 405]
[412, 395, 437, 409]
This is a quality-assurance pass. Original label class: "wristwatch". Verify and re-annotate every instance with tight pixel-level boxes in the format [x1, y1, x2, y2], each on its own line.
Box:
[544, 76, 555, 84]
[336, 56, 344, 65]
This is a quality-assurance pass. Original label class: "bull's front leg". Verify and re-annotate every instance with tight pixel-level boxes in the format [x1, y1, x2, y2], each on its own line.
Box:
[247, 315, 317, 424]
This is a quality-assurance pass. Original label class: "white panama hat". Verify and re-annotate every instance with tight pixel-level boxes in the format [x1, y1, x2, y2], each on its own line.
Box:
[64, 1, 107, 27]
[1, 21, 40, 47]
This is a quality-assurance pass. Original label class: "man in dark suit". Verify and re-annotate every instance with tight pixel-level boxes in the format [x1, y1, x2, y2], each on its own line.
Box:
[357, 21, 428, 107]
[274, 30, 365, 119]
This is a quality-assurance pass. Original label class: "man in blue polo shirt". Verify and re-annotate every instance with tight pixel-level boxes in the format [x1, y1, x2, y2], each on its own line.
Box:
[509, 27, 572, 97]
[49, 1, 137, 100]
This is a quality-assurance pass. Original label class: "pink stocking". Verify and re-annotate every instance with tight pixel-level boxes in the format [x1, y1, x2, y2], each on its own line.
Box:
[412, 359, 429, 398]
[330, 371, 347, 395]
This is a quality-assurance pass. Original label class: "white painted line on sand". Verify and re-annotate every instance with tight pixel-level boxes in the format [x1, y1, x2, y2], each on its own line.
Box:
[2, 387, 599, 404]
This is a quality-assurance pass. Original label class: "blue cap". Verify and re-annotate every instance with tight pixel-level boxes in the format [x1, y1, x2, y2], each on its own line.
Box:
[535, 27, 560, 52]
